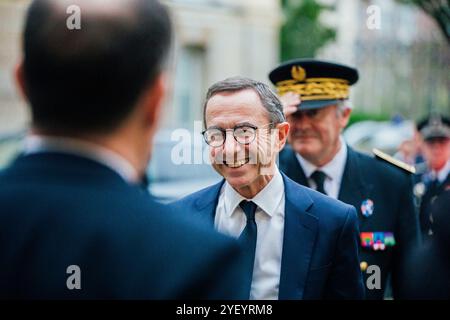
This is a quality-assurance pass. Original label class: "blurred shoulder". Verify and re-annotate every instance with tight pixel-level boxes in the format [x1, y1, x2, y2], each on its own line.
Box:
[171, 180, 225, 208]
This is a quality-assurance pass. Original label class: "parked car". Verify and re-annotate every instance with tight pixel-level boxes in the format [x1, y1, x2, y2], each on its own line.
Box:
[147, 129, 221, 202]
[343, 120, 416, 156]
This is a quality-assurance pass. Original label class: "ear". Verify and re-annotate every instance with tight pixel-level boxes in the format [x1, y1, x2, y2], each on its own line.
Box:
[140, 72, 167, 128]
[14, 60, 29, 102]
[339, 107, 352, 129]
[275, 121, 290, 151]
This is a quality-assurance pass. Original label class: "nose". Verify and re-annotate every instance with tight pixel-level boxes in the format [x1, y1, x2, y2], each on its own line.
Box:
[222, 130, 243, 161]
[291, 113, 312, 131]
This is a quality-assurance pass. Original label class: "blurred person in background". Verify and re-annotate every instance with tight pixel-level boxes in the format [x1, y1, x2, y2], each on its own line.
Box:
[393, 120, 425, 167]
[394, 139, 420, 166]
[403, 189, 450, 299]
[270, 59, 420, 299]
[413, 114, 450, 239]
[0, 0, 244, 299]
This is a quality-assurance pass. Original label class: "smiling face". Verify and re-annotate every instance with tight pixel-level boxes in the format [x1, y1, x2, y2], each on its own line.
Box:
[204, 88, 288, 198]
[287, 104, 351, 167]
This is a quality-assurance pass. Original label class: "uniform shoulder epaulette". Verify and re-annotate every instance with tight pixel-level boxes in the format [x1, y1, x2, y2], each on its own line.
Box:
[372, 148, 416, 174]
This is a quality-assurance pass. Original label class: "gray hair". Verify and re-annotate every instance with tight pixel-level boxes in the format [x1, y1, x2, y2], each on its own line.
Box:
[203, 76, 285, 127]
[336, 100, 352, 116]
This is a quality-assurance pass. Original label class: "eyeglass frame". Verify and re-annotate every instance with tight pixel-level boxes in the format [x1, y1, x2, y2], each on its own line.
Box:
[201, 122, 276, 147]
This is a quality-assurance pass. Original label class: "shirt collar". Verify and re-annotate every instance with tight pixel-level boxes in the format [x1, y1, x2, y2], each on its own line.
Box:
[320, 140, 347, 183]
[432, 160, 450, 183]
[23, 135, 139, 184]
[296, 136, 348, 183]
[296, 152, 316, 179]
[223, 166, 284, 218]
[295, 136, 347, 182]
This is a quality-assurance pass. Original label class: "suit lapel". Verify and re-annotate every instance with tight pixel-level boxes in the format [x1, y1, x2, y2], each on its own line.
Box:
[194, 180, 225, 226]
[280, 148, 309, 187]
[278, 173, 318, 299]
[437, 173, 450, 194]
[338, 147, 371, 225]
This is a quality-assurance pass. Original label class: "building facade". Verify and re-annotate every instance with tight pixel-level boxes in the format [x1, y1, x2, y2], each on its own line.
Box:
[0, 0, 282, 134]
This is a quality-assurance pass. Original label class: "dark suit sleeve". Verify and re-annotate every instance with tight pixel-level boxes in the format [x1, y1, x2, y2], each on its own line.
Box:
[325, 206, 365, 299]
[181, 237, 247, 300]
[392, 174, 421, 299]
[166, 193, 247, 299]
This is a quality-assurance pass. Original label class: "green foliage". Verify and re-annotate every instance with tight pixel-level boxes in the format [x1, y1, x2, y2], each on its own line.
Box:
[347, 111, 391, 127]
[280, 0, 336, 60]
[394, 0, 449, 44]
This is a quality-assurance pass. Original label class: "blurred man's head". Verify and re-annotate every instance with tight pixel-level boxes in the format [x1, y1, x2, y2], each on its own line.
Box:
[417, 114, 450, 172]
[16, 0, 172, 175]
[202, 77, 289, 198]
[286, 101, 351, 167]
[269, 59, 358, 167]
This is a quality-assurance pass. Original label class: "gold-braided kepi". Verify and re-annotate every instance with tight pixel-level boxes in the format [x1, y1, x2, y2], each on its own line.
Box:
[268, 59, 359, 110]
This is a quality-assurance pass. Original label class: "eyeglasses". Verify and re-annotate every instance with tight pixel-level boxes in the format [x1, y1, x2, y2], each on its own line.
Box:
[202, 123, 274, 147]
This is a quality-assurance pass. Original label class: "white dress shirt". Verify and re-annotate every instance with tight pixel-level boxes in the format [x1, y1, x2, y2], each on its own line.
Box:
[296, 136, 347, 199]
[23, 135, 139, 184]
[215, 167, 285, 300]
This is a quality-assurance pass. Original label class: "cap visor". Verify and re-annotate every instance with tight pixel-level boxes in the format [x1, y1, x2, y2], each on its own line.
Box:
[296, 99, 340, 111]
[424, 132, 450, 140]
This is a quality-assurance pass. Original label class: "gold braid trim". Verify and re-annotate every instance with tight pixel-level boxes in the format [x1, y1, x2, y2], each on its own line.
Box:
[276, 78, 350, 100]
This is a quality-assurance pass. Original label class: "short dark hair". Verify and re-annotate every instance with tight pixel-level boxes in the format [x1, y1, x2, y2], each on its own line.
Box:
[23, 0, 172, 134]
[203, 77, 285, 128]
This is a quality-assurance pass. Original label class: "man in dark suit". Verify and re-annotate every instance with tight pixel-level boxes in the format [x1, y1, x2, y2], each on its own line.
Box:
[269, 59, 420, 299]
[414, 114, 450, 239]
[403, 190, 450, 299]
[0, 0, 245, 299]
[172, 77, 365, 300]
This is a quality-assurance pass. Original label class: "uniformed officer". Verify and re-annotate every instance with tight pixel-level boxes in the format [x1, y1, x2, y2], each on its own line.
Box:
[403, 189, 450, 299]
[414, 114, 450, 239]
[268, 59, 420, 299]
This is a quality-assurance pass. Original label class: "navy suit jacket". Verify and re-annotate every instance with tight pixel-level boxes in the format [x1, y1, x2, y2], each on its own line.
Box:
[0, 152, 245, 299]
[279, 145, 420, 299]
[171, 172, 365, 299]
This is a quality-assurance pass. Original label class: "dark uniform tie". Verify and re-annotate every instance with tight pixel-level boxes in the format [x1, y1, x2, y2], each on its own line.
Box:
[311, 170, 327, 195]
[239, 200, 257, 299]
[421, 178, 441, 235]
[428, 178, 440, 198]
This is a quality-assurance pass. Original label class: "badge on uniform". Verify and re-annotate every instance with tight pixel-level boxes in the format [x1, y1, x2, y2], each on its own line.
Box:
[360, 199, 374, 217]
[360, 232, 396, 250]
[413, 182, 426, 198]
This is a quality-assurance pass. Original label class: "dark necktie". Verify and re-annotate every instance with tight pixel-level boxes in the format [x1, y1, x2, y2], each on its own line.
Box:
[427, 178, 440, 198]
[140, 173, 150, 190]
[239, 200, 257, 299]
[311, 170, 327, 195]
